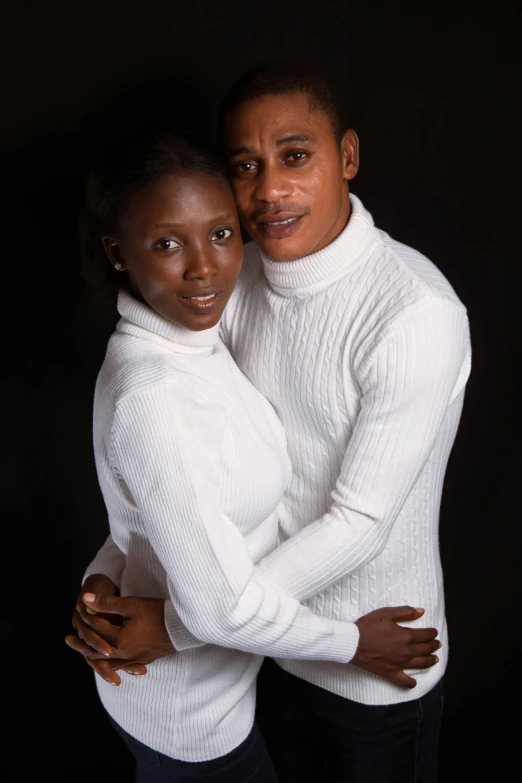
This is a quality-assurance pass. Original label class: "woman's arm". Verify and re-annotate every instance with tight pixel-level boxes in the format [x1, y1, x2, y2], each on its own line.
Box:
[108, 377, 359, 664]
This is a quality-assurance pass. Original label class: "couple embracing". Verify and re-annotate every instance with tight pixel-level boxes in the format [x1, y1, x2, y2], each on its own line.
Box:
[66, 62, 471, 783]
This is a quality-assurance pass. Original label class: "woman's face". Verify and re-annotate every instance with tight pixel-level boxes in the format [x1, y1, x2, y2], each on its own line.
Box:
[104, 171, 244, 331]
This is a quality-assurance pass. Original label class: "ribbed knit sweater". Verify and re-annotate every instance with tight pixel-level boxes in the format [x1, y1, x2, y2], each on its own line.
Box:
[216, 194, 471, 704]
[89, 290, 360, 761]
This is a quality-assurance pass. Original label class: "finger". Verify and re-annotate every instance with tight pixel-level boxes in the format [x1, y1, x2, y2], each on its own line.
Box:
[74, 608, 115, 657]
[119, 663, 148, 676]
[85, 658, 122, 687]
[393, 671, 417, 688]
[410, 640, 441, 657]
[82, 593, 137, 617]
[410, 627, 439, 644]
[66, 637, 145, 682]
[407, 655, 439, 670]
[383, 606, 425, 623]
[84, 656, 147, 682]
[77, 602, 122, 647]
[65, 635, 110, 661]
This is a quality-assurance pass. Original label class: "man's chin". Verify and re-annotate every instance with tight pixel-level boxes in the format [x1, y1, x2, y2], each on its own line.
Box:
[252, 233, 309, 263]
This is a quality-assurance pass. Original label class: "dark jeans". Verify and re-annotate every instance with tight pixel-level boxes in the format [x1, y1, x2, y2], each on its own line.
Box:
[256, 658, 443, 783]
[110, 718, 278, 783]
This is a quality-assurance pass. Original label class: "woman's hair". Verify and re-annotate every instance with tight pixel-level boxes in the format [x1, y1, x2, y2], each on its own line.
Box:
[81, 131, 226, 307]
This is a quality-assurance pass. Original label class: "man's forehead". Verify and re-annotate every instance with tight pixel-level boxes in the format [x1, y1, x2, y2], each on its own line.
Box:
[224, 94, 330, 153]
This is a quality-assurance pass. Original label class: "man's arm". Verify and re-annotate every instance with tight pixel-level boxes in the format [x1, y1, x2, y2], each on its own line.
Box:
[252, 298, 471, 601]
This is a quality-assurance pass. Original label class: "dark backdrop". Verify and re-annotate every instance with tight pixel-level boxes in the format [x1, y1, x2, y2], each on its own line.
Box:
[5, 2, 521, 780]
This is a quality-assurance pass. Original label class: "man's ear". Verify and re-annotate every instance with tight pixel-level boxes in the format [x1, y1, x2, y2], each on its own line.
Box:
[340, 129, 359, 182]
[102, 237, 126, 271]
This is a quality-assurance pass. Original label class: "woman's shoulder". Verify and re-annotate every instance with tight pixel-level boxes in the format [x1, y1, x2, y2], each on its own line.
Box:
[96, 331, 230, 421]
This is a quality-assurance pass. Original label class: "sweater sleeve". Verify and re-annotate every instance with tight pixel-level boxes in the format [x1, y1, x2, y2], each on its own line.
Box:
[83, 534, 126, 585]
[109, 378, 359, 663]
[253, 298, 471, 602]
[82, 534, 204, 651]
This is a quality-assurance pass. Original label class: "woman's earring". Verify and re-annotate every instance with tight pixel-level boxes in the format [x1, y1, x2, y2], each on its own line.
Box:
[114, 263, 124, 271]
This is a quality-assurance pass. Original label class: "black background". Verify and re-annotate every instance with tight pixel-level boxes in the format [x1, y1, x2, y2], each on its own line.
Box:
[5, 1, 521, 779]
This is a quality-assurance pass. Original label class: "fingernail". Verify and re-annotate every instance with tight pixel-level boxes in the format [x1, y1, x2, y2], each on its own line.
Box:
[434, 656, 439, 663]
[129, 671, 140, 675]
[416, 608, 424, 613]
[437, 641, 442, 649]
[106, 678, 118, 686]
[83, 593, 96, 603]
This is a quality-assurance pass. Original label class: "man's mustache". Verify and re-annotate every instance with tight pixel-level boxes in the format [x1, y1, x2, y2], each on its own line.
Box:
[249, 203, 312, 222]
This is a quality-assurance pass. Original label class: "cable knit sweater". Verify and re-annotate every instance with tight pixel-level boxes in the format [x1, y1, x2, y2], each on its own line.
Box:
[88, 290, 360, 761]
[89, 194, 471, 711]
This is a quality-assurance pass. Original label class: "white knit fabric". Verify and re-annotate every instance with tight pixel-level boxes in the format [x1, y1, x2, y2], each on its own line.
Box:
[215, 193, 471, 705]
[89, 290, 360, 761]
[88, 191, 471, 733]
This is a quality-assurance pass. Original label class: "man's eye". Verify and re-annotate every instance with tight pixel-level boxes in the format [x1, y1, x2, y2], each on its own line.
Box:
[211, 228, 233, 242]
[156, 239, 181, 250]
[288, 151, 308, 162]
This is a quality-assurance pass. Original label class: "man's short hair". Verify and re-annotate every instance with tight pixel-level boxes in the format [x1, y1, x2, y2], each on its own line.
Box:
[219, 62, 345, 144]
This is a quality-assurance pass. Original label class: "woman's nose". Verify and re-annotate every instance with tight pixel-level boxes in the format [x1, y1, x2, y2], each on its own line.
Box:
[183, 249, 218, 280]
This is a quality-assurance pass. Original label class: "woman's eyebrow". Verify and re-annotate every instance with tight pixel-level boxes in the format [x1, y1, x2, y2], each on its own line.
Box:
[155, 214, 235, 228]
[276, 133, 315, 146]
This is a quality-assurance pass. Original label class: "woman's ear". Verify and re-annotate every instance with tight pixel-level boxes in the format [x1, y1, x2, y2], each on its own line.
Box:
[102, 237, 126, 271]
[340, 129, 359, 182]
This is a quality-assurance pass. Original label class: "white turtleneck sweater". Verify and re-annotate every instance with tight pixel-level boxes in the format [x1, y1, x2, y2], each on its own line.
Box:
[89, 290, 360, 762]
[89, 194, 471, 712]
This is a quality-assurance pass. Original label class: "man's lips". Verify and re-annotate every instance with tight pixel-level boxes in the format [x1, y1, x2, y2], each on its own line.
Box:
[254, 212, 306, 239]
[178, 288, 224, 312]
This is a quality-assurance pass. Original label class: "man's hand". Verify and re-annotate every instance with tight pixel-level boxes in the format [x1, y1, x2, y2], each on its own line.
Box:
[352, 606, 441, 688]
[66, 591, 175, 686]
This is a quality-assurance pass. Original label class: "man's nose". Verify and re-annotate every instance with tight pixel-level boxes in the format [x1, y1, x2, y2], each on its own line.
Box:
[183, 247, 218, 280]
[253, 162, 291, 203]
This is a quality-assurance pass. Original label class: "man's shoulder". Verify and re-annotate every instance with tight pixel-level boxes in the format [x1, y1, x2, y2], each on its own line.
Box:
[374, 229, 465, 312]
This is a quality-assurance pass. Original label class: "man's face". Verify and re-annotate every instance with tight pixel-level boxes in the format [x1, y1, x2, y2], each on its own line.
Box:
[223, 92, 358, 262]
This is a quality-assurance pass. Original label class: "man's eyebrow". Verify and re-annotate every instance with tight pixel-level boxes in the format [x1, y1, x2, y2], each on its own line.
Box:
[276, 133, 315, 146]
[228, 134, 315, 158]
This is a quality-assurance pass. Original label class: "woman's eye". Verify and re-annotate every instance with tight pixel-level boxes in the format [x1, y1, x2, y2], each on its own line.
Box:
[235, 161, 256, 174]
[156, 239, 181, 250]
[211, 228, 233, 242]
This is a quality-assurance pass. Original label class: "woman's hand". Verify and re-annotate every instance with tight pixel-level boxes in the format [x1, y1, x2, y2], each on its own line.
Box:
[66, 590, 176, 686]
[352, 606, 441, 688]
[65, 574, 150, 685]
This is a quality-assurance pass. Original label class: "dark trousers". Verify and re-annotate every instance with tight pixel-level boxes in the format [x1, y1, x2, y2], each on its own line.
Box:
[110, 718, 278, 783]
[255, 658, 443, 783]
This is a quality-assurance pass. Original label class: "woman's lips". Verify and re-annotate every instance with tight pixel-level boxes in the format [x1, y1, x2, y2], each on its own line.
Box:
[178, 289, 224, 312]
[255, 214, 305, 239]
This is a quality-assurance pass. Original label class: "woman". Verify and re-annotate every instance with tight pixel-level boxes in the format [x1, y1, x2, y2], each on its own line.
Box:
[67, 132, 440, 782]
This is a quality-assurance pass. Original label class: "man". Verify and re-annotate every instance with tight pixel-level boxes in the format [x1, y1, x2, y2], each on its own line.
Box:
[68, 63, 470, 781]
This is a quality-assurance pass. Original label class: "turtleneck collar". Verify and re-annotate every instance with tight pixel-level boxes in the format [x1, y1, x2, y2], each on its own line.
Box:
[260, 194, 376, 296]
[116, 290, 220, 355]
